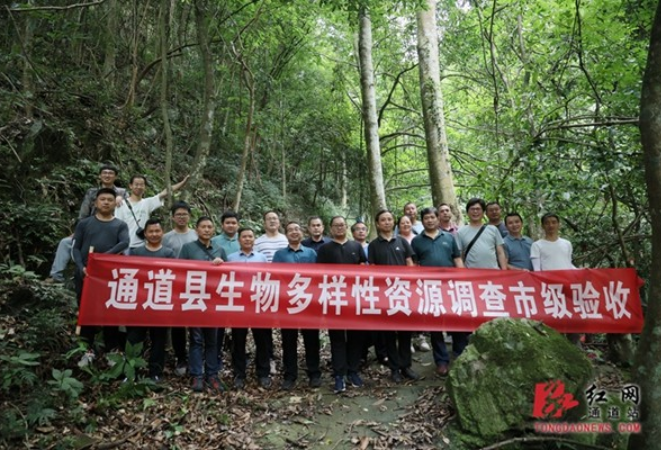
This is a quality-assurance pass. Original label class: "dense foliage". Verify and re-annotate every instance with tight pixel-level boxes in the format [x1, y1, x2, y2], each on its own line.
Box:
[0, 0, 654, 276]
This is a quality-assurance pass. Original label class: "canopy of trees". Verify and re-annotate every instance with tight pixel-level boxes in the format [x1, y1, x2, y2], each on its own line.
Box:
[0, 0, 654, 281]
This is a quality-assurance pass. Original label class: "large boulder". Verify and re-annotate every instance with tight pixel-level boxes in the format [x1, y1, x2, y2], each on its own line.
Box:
[446, 318, 592, 443]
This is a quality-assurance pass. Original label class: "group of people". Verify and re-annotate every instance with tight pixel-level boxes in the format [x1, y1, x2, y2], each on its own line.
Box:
[54, 163, 575, 394]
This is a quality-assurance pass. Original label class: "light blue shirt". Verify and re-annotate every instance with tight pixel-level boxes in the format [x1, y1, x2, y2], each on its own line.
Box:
[227, 250, 268, 263]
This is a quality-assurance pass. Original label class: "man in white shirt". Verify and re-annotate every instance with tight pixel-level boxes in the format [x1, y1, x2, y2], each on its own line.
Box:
[254, 210, 288, 262]
[530, 213, 576, 271]
[115, 174, 188, 251]
[530, 213, 579, 344]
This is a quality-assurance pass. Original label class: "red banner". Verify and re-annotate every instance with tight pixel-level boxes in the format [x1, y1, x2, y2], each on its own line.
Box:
[78, 253, 644, 333]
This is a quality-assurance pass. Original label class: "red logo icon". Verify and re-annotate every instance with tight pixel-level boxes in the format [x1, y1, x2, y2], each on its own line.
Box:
[532, 380, 580, 418]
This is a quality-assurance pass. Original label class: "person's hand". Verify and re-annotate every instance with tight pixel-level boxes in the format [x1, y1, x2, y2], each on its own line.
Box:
[212, 257, 224, 266]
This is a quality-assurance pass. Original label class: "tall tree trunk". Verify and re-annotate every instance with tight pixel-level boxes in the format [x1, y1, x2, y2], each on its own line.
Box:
[358, 6, 387, 219]
[22, 0, 34, 119]
[340, 151, 348, 211]
[160, 0, 174, 204]
[629, 1, 661, 448]
[416, 0, 461, 223]
[232, 39, 257, 212]
[187, 0, 216, 197]
[233, 79, 255, 212]
[124, 0, 140, 108]
[102, 0, 118, 86]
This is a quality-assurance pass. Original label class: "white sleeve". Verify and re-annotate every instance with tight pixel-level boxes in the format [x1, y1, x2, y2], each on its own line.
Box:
[530, 242, 541, 271]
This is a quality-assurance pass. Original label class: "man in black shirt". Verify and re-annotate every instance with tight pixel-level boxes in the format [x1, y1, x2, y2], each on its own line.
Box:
[367, 209, 418, 383]
[301, 216, 331, 251]
[317, 216, 368, 393]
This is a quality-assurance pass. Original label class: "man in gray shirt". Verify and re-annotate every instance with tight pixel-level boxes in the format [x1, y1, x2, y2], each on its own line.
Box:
[456, 198, 508, 269]
[162, 201, 196, 376]
[72, 187, 130, 367]
[163, 201, 197, 258]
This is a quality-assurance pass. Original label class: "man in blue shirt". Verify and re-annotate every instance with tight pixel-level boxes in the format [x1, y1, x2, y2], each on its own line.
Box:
[179, 217, 227, 394]
[226, 228, 271, 389]
[503, 213, 534, 271]
[273, 221, 321, 390]
[411, 207, 465, 377]
[212, 211, 240, 256]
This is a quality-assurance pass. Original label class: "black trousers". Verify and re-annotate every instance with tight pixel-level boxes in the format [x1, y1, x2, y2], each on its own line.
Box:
[383, 330, 412, 371]
[171, 327, 188, 364]
[75, 271, 125, 353]
[127, 326, 167, 377]
[231, 328, 271, 379]
[363, 331, 388, 362]
[329, 329, 367, 377]
[281, 329, 321, 381]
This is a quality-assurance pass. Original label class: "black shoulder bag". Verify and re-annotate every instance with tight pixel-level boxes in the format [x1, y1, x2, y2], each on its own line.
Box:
[463, 225, 486, 260]
[123, 194, 144, 239]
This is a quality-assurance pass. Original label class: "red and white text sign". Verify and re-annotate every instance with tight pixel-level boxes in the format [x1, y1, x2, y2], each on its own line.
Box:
[78, 253, 644, 333]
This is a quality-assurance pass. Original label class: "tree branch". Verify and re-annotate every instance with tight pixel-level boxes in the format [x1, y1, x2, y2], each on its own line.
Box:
[6, 0, 106, 12]
[377, 64, 418, 127]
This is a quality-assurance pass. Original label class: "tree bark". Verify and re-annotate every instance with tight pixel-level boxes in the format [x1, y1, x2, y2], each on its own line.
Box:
[102, 0, 117, 86]
[22, 0, 34, 119]
[232, 41, 256, 213]
[186, 0, 217, 199]
[358, 6, 387, 218]
[160, 0, 174, 204]
[416, 0, 461, 223]
[629, 1, 661, 448]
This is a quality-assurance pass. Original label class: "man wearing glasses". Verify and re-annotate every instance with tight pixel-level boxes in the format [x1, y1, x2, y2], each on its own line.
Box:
[162, 201, 197, 377]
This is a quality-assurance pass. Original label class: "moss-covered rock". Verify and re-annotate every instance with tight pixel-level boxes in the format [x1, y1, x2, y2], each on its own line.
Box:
[446, 318, 593, 444]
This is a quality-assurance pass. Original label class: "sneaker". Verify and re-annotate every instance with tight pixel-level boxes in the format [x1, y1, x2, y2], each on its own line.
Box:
[206, 377, 225, 393]
[401, 367, 420, 380]
[78, 350, 96, 368]
[270, 360, 277, 376]
[436, 363, 449, 377]
[174, 361, 187, 377]
[281, 379, 296, 391]
[347, 373, 363, 388]
[309, 376, 322, 389]
[44, 277, 64, 284]
[259, 376, 272, 389]
[191, 377, 205, 392]
[390, 370, 403, 383]
[333, 376, 346, 394]
[234, 377, 245, 390]
[416, 335, 431, 352]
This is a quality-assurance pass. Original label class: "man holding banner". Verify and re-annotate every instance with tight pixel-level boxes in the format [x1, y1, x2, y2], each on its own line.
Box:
[368, 209, 418, 384]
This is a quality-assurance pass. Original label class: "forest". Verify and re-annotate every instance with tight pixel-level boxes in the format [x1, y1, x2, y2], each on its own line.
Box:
[2, 0, 661, 449]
